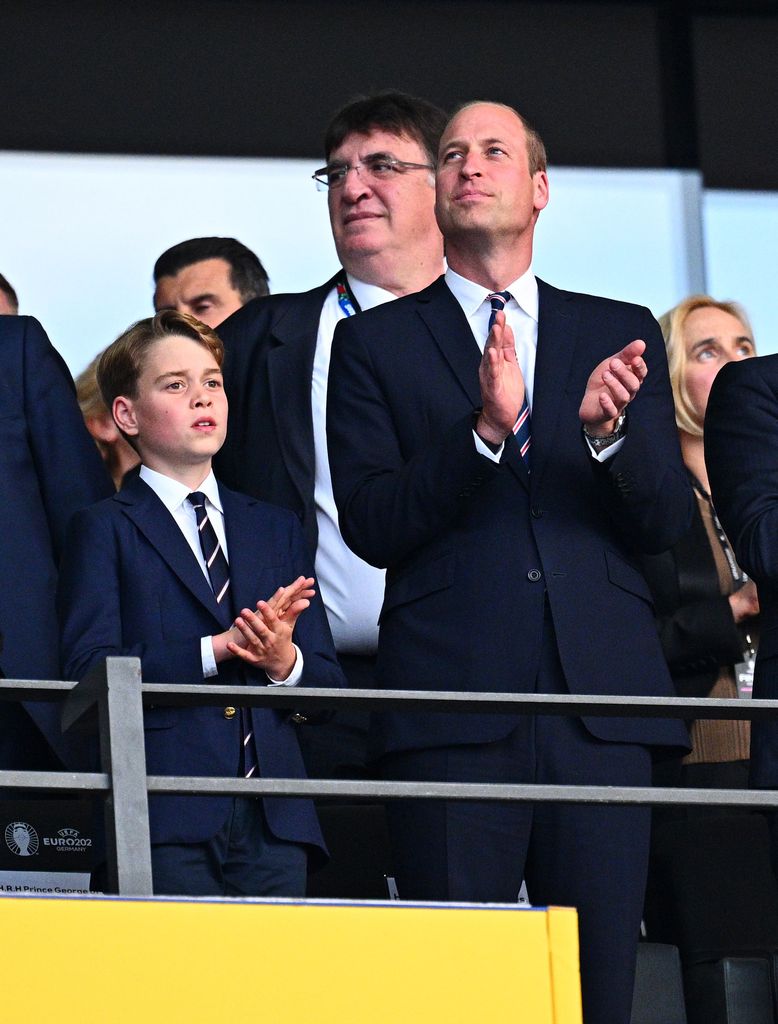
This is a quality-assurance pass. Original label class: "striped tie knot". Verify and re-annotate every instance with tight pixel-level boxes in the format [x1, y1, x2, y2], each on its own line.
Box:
[487, 290, 512, 331]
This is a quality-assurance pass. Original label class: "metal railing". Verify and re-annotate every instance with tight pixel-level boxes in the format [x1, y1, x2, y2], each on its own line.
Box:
[2, 656, 777, 896]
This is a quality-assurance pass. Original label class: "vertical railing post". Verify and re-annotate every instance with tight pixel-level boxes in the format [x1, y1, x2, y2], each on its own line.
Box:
[97, 657, 153, 896]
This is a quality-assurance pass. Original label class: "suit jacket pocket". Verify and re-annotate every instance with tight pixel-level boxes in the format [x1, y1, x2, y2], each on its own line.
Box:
[379, 551, 455, 623]
[143, 707, 178, 730]
[604, 548, 654, 607]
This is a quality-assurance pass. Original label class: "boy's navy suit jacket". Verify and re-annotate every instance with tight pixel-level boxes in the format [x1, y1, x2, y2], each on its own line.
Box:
[58, 472, 344, 857]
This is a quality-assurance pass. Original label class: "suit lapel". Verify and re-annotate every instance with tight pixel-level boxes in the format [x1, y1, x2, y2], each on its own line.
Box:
[415, 277, 534, 489]
[116, 475, 229, 627]
[220, 484, 300, 637]
[219, 485, 262, 616]
[266, 275, 338, 512]
[415, 276, 483, 408]
[530, 280, 580, 485]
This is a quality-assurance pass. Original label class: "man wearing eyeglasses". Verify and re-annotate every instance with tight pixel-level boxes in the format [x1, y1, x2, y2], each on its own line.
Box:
[327, 101, 693, 1023]
[214, 91, 446, 781]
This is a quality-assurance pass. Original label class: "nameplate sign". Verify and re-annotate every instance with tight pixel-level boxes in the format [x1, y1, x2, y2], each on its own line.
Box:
[0, 799, 94, 895]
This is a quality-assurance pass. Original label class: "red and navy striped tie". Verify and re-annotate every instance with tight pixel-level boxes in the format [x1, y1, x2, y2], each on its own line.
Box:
[487, 291, 532, 466]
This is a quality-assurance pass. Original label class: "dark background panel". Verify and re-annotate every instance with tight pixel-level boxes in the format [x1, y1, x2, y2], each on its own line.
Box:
[693, 14, 778, 190]
[2, 0, 776, 189]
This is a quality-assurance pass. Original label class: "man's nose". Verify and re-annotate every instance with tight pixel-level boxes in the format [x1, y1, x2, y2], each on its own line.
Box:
[340, 165, 372, 200]
[459, 151, 481, 177]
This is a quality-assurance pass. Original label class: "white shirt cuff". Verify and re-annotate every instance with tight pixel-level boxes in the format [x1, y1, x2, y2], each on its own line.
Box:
[267, 644, 303, 687]
[202, 638, 303, 685]
[585, 435, 626, 462]
[473, 429, 504, 462]
[202, 635, 218, 677]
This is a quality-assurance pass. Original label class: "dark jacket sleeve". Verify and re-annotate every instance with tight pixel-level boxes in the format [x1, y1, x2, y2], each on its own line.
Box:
[22, 317, 113, 556]
[706, 356, 778, 585]
[639, 505, 747, 697]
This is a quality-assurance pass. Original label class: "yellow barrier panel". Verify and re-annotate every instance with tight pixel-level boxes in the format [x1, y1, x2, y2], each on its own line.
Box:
[1, 896, 581, 1023]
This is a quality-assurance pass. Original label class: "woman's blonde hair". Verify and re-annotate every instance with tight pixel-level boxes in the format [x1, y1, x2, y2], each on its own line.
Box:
[658, 294, 754, 437]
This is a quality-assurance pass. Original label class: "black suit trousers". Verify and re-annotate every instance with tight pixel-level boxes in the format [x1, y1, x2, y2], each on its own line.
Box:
[381, 612, 652, 1024]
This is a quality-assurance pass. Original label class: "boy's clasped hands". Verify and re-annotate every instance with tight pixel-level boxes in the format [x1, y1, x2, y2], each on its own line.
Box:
[219, 576, 315, 681]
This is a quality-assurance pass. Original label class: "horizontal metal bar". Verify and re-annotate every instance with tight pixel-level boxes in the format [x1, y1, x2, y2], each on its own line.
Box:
[145, 775, 778, 809]
[0, 770, 109, 791]
[138, 684, 778, 721]
[2, 673, 777, 721]
[0, 680, 74, 702]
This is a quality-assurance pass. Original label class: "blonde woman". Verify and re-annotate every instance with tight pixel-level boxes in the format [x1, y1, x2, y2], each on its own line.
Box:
[642, 295, 758, 785]
[75, 354, 139, 488]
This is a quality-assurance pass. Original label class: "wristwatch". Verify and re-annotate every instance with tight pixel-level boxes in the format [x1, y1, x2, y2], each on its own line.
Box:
[582, 411, 626, 452]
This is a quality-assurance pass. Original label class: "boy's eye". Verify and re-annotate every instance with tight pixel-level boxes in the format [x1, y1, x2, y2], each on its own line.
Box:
[166, 380, 184, 390]
[205, 379, 222, 389]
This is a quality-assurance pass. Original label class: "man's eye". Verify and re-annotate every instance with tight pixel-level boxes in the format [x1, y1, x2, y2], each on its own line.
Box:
[486, 146, 505, 156]
[327, 167, 348, 185]
[368, 159, 395, 175]
[441, 151, 462, 163]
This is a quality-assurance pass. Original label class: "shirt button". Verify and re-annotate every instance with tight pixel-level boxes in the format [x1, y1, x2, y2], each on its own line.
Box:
[527, 569, 542, 582]
[223, 706, 237, 719]
[530, 506, 543, 518]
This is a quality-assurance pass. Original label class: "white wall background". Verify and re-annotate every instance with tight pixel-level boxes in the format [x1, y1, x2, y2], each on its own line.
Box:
[0, 150, 773, 374]
[703, 190, 778, 354]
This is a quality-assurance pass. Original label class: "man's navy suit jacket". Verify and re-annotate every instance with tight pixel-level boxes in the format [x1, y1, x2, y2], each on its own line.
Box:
[706, 354, 778, 788]
[327, 276, 692, 759]
[57, 473, 344, 855]
[0, 315, 113, 768]
[214, 276, 338, 556]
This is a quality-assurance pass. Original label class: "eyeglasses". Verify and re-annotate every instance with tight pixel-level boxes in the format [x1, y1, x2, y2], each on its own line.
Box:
[312, 154, 434, 191]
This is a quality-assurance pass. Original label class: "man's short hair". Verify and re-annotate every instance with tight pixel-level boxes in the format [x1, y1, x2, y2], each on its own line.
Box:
[97, 310, 224, 413]
[152, 237, 270, 301]
[0, 272, 19, 313]
[452, 101, 548, 175]
[324, 91, 448, 165]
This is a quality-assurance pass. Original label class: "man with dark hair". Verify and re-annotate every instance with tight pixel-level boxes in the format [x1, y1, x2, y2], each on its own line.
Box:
[327, 101, 692, 1024]
[0, 272, 19, 314]
[214, 91, 447, 779]
[153, 236, 270, 329]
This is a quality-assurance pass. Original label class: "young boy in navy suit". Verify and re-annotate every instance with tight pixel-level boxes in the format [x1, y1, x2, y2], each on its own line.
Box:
[58, 310, 343, 897]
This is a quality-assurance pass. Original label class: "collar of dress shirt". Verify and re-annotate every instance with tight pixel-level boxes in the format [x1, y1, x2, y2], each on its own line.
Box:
[445, 265, 539, 322]
[139, 464, 223, 515]
[346, 274, 402, 313]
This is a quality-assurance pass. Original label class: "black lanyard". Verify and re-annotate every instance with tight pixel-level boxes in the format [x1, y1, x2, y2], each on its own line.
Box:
[689, 472, 748, 587]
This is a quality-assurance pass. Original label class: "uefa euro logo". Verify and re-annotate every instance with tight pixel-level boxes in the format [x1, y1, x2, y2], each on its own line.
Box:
[4, 821, 39, 857]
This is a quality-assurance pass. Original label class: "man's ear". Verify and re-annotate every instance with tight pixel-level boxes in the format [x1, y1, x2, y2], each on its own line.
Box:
[533, 171, 550, 213]
[112, 395, 139, 437]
